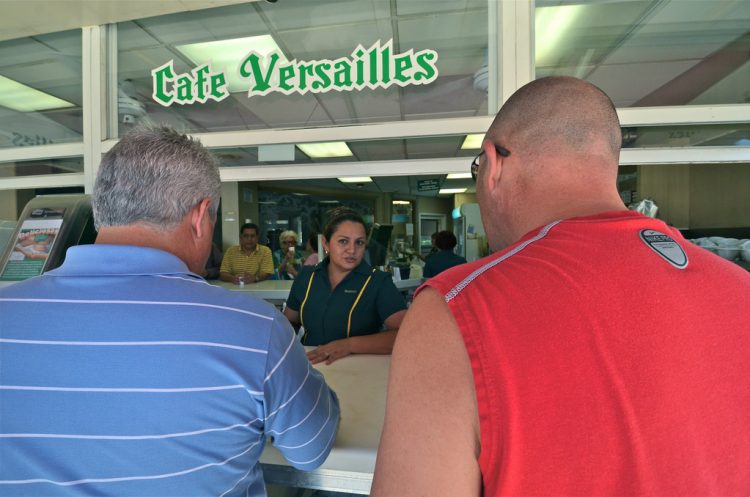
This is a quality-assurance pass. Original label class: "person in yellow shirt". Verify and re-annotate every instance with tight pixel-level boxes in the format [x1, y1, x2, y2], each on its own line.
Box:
[219, 223, 274, 285]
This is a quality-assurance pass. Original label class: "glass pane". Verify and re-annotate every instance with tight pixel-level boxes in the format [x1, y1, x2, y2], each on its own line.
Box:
[212, 135, 478, 168]
[535, 0, 750, 107]
[117, 0, 490, 135]
[622, 123, 750, 148]
[0, 30, 83, 149]
[0, 157, 83, 178]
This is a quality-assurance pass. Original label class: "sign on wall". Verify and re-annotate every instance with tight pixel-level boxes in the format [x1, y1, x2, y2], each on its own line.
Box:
[152, 39, 438, 107]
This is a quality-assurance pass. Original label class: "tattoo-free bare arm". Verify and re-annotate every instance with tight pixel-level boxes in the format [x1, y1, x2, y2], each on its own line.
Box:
[371, 288, 481, 497]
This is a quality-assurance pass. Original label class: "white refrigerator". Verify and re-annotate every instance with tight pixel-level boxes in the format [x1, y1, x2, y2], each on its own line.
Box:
[453, 203, 486, 262]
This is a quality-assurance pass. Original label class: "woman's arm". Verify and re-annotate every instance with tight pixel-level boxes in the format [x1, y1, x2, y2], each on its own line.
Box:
[307, 309, 407, 365]
[283, 306, 302, 332]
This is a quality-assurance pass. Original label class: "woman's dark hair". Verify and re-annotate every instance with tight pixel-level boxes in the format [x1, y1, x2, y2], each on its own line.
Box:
[323, 207, 366, 241]
[434, 230, 458, 250]
[307, 232, 319, 251]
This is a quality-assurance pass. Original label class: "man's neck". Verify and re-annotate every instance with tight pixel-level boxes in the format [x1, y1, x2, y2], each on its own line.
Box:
[96, 223, 187, 263]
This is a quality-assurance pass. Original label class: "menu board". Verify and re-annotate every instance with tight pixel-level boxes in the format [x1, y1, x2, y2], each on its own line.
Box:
[0, 208, 65, 280]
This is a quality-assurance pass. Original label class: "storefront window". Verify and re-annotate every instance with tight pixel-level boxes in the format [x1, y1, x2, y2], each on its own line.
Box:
[535, 0, 750, 107]
[117, 0, 490, 135]
[0, 30, 83, 149]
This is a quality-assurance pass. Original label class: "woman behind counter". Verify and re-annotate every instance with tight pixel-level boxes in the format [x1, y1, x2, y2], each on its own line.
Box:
[284, 208, 407, 365]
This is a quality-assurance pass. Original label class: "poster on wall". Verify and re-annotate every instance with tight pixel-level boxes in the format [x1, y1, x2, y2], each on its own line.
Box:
[0, 209, 65, 281]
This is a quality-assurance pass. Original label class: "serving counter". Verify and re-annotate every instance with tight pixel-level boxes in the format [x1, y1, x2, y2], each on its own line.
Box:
[212, 278, 423, 306]
[261, 353, 390, 494]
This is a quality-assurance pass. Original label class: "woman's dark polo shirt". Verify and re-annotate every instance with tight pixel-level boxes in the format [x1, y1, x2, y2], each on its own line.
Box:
[286, 258, 407, 346]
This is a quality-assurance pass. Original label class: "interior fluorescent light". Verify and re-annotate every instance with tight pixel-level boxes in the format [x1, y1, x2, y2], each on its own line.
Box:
[0, 75, 75, 112]
[461, 134, 484, 150]
[392, 200, 411, 205]
[298, 142, 353, 158]
[535, 5, 584, 66]
[338, 176, 372, 183]
[176, 35, 285, 93]
[439, 188, 467, 194]
[447, 172, 473, 179]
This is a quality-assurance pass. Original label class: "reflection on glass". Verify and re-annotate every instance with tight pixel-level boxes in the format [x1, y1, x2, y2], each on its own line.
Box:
[0, 30, 83, 149]
[117, 0, 489, 135]
[212, 135, 477, 168]
[622, 124, 750, 148]
[0, 157, 83, 178]
[535, 0, 750, 107]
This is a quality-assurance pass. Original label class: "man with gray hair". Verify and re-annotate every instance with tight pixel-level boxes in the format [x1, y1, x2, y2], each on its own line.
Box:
[0, 125, 340, 497]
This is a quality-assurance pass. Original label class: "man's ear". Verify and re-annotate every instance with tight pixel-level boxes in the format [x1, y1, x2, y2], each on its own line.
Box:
[190, 198, 212, 240]
[481, 140, 504, 194]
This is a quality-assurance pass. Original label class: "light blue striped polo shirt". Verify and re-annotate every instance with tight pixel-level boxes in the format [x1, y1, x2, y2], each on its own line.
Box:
[0, 244, 340, 497]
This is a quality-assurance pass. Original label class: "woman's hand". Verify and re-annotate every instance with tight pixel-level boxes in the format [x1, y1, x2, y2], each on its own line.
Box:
[307, 338, 352, 365]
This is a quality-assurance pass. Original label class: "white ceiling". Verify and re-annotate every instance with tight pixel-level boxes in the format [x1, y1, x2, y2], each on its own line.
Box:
[0, 0, 256, 42]
[0, 0, 748, 197]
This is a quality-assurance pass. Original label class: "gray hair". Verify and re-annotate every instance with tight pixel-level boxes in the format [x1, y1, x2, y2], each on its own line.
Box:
[279, 230, 298, 244]
[92, 124, 221, 231]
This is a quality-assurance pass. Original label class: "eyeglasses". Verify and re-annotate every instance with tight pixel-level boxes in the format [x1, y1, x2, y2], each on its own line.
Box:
[470, 144, 511, 181]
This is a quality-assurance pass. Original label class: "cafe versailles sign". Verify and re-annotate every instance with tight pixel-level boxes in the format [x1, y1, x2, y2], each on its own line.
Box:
[152, 39, 438, 106]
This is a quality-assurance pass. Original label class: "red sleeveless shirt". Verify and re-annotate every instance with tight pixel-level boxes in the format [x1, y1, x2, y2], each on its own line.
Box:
[421, 211, 750, 496]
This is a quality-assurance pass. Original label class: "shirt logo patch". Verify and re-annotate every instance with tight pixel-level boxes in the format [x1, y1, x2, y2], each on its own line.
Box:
[639, 229, 688, 269]
[344, 289, 358, 294]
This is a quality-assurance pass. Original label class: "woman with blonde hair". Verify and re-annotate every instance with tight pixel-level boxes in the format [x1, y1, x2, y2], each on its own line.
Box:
[273, 229, 303, 279]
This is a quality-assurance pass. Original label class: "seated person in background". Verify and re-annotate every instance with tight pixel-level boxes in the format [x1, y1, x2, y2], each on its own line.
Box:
[422, 230, 467, 278]
[284, 208, 407, 365]
[0, 124, 340, 497]
[304, 232, 320, 266]
[219, 223, 274, 284]
[273, 230, 303, 279]
[201, 242, 223, 280]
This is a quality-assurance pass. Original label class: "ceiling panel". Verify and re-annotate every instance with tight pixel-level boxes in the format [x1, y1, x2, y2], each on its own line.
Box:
[117, 21, 166, 51]
[0, 0, 257, 42]
[397, 11, 487, 71]
[234, 91, 333, 128]
[280, 22, 393, 61]
[352, 87, 402, 123]
[406, 136, 464, 159]
[348, 139, 405, 162]
[260, 0, 390, 33]
[401, 75, 485, 118]
[535, 2, 651, 70]
[691, 60, 750, 105]
[396, 0, 480, 17]
[314, 92, 358, 125]
[587, 59, 700, 106]
[136, 12, 230, 45]
[640, 0, 750, 31]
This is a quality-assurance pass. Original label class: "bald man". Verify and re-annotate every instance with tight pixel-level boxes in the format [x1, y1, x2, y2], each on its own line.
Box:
[372, 77, 750, 496]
